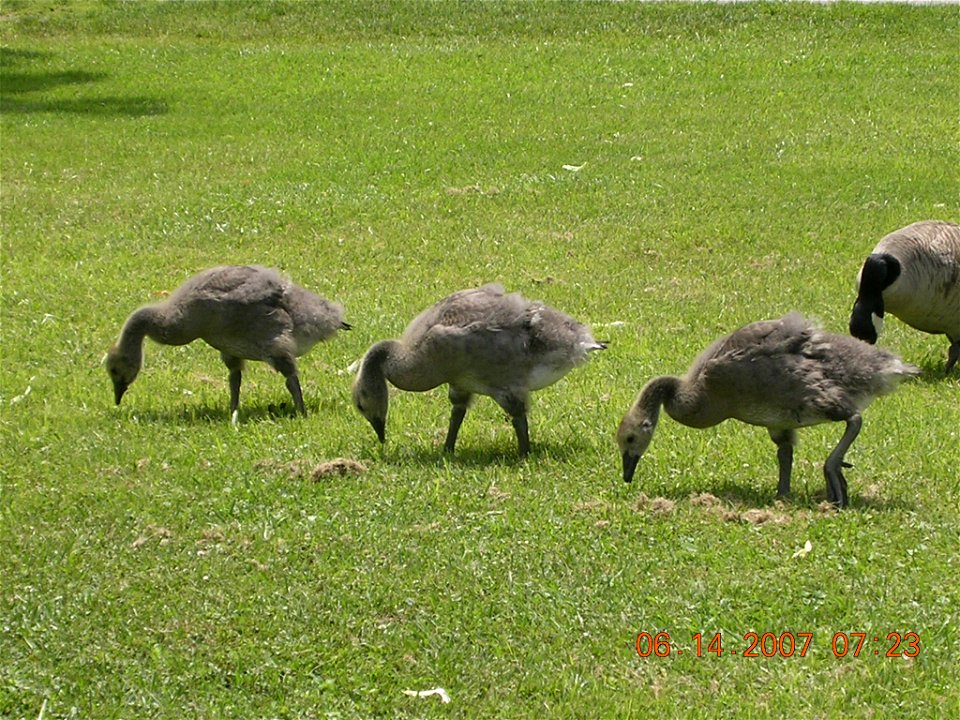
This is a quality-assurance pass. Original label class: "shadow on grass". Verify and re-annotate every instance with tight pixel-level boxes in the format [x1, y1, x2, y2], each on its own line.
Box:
[375, 438, 590, 470]
[611, 478, 777, 508]
[0, 46, 168, 117]
[712, 481, 916, 513]
[617, 476, 917, 513]
[111, 400, 303, 426]
[849, 493, 917, 513]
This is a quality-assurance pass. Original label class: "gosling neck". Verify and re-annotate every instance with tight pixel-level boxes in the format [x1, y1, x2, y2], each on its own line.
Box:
[115, 306, 166, 360]
[635, 375, 681, 422]
[366, 339, 439, 392]
[645, 373, 720, 428]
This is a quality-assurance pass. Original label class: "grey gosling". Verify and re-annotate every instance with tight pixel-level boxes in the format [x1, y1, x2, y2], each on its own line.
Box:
[106, 265, 350, 422]
[849, 220, 960, 372]
[616, 313, 919, 508]
[352, 284, 606, 457]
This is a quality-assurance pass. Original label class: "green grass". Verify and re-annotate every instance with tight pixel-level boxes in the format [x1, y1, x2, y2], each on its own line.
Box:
[2, 1, 958, 717]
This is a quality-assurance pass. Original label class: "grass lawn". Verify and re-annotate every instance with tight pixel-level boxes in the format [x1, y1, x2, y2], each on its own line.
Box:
[1, 1, 958, 717]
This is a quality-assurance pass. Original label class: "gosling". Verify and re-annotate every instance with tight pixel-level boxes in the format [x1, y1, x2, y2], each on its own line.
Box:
[352, 284, 606, 457]
[617, 313, 918, 508]
[106, 265, 349, 422]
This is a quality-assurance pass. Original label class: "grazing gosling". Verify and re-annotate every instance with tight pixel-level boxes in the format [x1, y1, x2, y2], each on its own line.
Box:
[617, 313, 918, 508]
[849, 220, 960, 372]
[106, 265, 350, 422]
[352, 284, 606, 457]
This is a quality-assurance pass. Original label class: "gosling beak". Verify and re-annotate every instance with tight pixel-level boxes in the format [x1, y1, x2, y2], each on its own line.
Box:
[371, 417, 386, 444]
[622, 452, 640, 483]
[113, 381, 128, 406]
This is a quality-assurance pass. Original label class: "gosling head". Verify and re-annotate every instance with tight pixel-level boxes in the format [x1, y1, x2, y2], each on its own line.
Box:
[105, 346, 140, 405]
[352, 361, 388, 444]
[616, 410, 657, 483]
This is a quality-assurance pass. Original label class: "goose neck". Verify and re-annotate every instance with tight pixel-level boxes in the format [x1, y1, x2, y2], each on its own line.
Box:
[118, 306, 164, 355]
[643, 374, 712, 425]
[367, 339, 439, 392]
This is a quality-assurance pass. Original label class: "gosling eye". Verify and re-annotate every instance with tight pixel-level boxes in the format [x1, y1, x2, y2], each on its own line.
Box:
[625, 434, 636, 445]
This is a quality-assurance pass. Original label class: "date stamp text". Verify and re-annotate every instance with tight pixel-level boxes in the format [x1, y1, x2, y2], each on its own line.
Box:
[635, 631, 920, 659]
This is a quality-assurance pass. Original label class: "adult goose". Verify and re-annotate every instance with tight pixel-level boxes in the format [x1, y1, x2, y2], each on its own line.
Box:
[849, 220, 960, 372]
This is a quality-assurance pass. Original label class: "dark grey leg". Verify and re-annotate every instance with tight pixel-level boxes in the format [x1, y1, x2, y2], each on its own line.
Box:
[768, 429, 796, 498]
[824, 415, 861, 509]
[444, 387, 472, 454]
[496, 393, 530, 458]
[221, 353, 244, 424]
[946, 339, 959, 373]
[271, 355, 306, 415]
[512, 414, 530, 458]
[285, 375, 306, 415]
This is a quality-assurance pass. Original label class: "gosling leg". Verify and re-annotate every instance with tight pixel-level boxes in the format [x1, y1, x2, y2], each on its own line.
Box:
[769, 429, 797, 498]
[824, 415, 861, 509]
[496, 393, 531, 458]
[946, 338, 959, 373]
[512, 414, 531, 458]
[270, 355, 306, 416]
[444, 387, 472, 454]
[285, 374, 306, 416]
[221, 353, 245, 425]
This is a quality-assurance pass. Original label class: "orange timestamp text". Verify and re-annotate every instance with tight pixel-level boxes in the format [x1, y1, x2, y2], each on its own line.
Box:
[635, 631, 920, 659]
